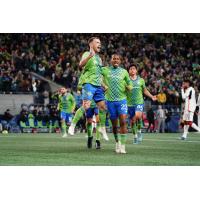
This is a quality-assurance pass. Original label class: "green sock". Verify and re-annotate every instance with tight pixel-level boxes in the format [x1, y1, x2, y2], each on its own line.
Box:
[87, 123, 93, 137]
[137, 119, 142, 132]
[96, 124, 101, 141]
[72, 107, 85, 125]
[61, 122, 67, 134]
[132, 123, 138, 138]
[99, 110, 107, 127]
[120, 134, 127, 145]
[113, 133, 120, 142]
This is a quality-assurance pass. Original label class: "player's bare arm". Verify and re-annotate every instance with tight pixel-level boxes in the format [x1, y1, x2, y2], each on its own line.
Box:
[143, 88, 157, 101]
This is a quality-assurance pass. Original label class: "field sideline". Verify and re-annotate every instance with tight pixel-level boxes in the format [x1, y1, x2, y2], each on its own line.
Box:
[0, 133, 200, 166]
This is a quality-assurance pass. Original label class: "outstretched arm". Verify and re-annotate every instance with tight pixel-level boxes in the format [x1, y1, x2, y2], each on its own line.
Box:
[144, 88, 157, 101]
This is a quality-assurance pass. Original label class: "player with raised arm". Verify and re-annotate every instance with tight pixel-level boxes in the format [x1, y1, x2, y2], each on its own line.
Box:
[181, 79, 200, 140]
[127, 63, 157, 144]
[71, 37, 107, 148]
[102, 54, 133, 154]
[57, 87, 76, 137]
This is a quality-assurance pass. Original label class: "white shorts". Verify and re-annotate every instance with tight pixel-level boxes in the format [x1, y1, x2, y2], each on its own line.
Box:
[183, 110, 194, 121]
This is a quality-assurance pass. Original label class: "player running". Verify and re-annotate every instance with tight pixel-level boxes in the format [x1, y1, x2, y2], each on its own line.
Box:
[73, 37, 107, 147]
[127, 63, 157, 144]
[57, 87, 76, 137]
[181, 79, 200, 140]
[102, 54, 133, 154]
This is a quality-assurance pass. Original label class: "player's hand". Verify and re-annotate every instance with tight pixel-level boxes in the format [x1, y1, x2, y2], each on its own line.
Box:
[152, 95, 157, 101]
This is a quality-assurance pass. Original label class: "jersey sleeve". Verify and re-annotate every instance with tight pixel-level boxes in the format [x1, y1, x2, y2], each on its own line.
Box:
[141, 78, 146, 90]
[81, 51, 90, 61]
[124, 70, 133, 90]
[101, 66, 109, 76]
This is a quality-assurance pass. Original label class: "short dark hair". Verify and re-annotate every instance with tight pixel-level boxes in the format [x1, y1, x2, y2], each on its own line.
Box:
[88, 37, 100, 44]
[183, 79, 192, 86]
[128, 63, 139, 71]
[111, 53, 122, 60]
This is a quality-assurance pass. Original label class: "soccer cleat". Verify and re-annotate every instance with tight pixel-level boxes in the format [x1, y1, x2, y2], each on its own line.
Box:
[98, 127, 109, 141]
[87, 136, 93, 149]
[68, 125, 75, 135]
[133, 138, 139, 144]
[120, 144, 127, 154]
[95, 140, 101, 149]
[180, 136, 186, 140]
[62, 133, 68, 138]
[115, 141, 121, 153]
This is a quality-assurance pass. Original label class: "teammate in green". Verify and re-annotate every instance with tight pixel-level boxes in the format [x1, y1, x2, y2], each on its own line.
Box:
[57, 87, 76, 137]
[78, 37, 107, 148]
[102, 54, 133, 154]
[127, 63, 157, 144]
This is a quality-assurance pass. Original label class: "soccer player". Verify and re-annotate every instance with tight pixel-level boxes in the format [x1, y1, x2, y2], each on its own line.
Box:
[77, 37, 107, 147]
[127, 63, 157, 144]
[181, 80, 200, 140]
[57, 87, 76, 137]
[197, 92, 200, 127]
[68, 72, 109, 144]
[102, 54, 133, 154]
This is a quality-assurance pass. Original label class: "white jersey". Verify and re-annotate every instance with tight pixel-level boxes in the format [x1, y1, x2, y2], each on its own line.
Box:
[197, 93, 200, 107]
[181, 87, 196, 113]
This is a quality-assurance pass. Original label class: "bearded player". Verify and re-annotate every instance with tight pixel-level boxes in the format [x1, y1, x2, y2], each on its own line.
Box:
[72, 37, 107, 148]
[57, 87, 76, 137]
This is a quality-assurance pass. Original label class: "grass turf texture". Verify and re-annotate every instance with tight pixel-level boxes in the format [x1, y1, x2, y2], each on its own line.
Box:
[0, 133, 200, 166]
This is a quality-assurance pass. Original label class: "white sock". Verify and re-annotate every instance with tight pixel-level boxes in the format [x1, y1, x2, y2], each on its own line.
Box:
[191, 123, 200, 132]
[70, 123, 76, 128]
[182, 125, 189, 138]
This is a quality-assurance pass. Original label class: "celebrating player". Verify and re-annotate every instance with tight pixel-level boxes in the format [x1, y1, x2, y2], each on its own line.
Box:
[76, 37, 107, 148]
[68, 72, 109, 147]
[102, 54, 133, 154]
[127, 63, 157, 144]
[57, 87, 76, 137]
[181, 79, 200, 140]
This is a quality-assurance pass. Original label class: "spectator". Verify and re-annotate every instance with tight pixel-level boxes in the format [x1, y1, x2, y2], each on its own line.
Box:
[146, 108, 155, 133]
[157, 89, 167, 105]
[156, 105, 166, 133]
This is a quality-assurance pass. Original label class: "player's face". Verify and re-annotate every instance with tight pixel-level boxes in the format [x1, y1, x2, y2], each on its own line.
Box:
[91, 39, 101, 53]
[60, 87, 67, 94]
[182, 82, 189, 89]
[129, 66, 137, 76]
[111, 55, 121, 67]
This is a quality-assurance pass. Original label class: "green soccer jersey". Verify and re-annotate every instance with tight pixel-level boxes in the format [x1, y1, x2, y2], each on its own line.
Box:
[81, 51, 103, 86]
[58, 93, 76, 113]
[102, 66, 132, 101]
[127, 76, 146, 106]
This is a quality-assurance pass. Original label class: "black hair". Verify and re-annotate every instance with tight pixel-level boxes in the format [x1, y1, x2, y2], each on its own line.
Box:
[128, 63, 139, 71]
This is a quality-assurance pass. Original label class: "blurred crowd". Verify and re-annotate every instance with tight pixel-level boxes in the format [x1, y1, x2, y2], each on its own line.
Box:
[0, 33, 200, 105]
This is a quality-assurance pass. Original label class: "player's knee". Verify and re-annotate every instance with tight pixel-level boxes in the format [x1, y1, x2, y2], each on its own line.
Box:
[185, 121, 193, 126]
[87, 118, 93, 124]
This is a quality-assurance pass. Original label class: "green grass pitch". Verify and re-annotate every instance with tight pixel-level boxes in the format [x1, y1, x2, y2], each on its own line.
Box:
[0, 133, 200, 166]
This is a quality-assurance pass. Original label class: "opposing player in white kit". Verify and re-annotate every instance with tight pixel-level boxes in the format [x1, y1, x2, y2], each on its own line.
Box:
[181, 80, 200, 140]
[197, 92, 200, 127]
